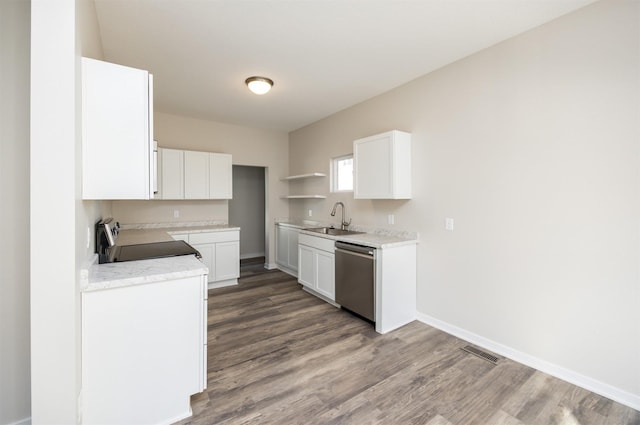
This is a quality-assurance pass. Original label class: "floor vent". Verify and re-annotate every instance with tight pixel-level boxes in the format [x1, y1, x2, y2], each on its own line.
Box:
[461, 345, 500, 365]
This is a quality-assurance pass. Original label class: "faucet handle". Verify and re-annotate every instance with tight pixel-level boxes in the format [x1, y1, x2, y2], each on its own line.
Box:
[343, 218, 352, 228]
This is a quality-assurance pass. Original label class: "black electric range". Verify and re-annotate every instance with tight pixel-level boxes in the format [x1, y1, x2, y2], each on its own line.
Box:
[96, 218, 201, 264]
[108, 240, 201, 263]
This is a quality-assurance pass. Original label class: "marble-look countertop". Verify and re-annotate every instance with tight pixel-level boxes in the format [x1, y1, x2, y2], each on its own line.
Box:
[83, 221, 238, 292]
[117, 224, 240, 246]
[82, 255, 208, 292]
[298, 229, 417, 249]
[276, 219, 418, 249]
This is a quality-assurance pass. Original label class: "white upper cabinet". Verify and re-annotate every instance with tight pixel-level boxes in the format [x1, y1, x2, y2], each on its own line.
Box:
[159, 148, 184, 200]
[184, 151, 210, 199]
[82, 57, 154, 200]
[209, 153, 232, 199]
[354, 130, 411, 199]
[158, 148, 232, 200]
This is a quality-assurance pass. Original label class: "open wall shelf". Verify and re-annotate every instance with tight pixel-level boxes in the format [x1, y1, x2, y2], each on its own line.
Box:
[280, 195, 326, 199]
[280, 172, 326, 181]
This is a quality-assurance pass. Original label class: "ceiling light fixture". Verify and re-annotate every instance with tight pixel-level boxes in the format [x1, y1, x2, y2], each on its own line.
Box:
[245, 76, 273, 95]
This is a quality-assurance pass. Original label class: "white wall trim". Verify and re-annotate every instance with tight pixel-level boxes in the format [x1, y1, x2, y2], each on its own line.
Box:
[265, 262, 278, 270]
[415, 312, 640, 411]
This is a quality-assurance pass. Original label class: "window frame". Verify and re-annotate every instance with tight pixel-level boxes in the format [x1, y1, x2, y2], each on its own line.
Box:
[330, 154, 354, 193]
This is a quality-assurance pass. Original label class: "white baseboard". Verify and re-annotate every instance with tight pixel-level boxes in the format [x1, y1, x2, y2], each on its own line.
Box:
[274, 263, 297, 278]
[207, 279, 238, 290]
[265, 262, 278, 270]
[6, 417, 31, 425]
[415, 312, 640, 411]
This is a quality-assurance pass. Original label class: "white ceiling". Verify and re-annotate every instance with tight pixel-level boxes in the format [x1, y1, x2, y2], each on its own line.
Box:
[94, 0, 596, 132]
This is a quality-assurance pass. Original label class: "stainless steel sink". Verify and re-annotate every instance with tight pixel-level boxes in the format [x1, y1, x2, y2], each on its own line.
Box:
[304, 227, 364, 236]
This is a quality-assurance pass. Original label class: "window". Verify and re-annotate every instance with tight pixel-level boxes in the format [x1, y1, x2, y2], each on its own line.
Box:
[331, 154, 353, 192]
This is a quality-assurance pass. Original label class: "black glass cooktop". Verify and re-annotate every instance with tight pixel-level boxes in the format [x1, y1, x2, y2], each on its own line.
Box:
[107, 240, 201, 263]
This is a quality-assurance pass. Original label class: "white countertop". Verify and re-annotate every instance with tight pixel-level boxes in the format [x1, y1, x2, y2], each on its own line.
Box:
[298, 229, 417, 249]
[83, 222, 239, 292]
[82, 255, 208, 292]
[116, 224, 240, 245]
[276, 219, 418, 249]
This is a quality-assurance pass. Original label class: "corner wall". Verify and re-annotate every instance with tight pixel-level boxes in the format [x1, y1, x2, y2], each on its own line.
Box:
[289, 0, 639, 407]
[0, 1, 31, 424]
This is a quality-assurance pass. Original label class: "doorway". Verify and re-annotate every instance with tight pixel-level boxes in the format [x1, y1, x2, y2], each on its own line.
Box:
[229, 165, 266, 263]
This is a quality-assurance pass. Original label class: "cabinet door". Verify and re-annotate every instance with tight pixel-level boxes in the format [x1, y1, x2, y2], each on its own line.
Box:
[209, 153, 232, 199]
[184, 151, 210, 199]
[354, 130, 411, 199]
[276, 225, 288, 267]
[81, 276, 202, 424]
[82, 58, 153, 200]
[287, 228, 299, 270]
[215, 241, 239, 281]
[160, 148, 184, 199]
[354, 133, 392, 199]
[192, 243, 215, 283]
[315, 250, 335, 300]
[298, 244, 315, 289]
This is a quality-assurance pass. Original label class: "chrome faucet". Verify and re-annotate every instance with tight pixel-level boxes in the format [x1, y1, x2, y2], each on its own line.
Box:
[330, 202, 352, 230]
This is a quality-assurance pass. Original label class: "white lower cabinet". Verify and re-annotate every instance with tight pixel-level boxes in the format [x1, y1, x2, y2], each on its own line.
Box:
[215, 241, 240, 281]
[191, 242, 215, 280]
[275, 224, 299, 276]
[298, 233, 335, 301]
[81, 274, 207, 425]
[174, 230, 240, 288]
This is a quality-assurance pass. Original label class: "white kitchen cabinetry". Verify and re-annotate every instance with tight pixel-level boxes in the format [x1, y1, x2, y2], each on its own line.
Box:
[298, 233, 335, 301]
[81, 274, 207, 424]
[209, 153, 233, 199]
[175, 230, 240, 288]
[275, 224, 299, 276]
[354, 130, 411, 199]
[158, 149, 232, 200]
[82, 57, 154, 200]
[159, 148, 185, 199]
[184, 150, 210, 199]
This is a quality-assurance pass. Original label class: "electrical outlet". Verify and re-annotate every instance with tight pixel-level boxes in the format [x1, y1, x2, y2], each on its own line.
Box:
[308, 209, 313, 217]
[388, 214, 395, 225]
[445, 217, 454, 231]
[173, 209, 180, 218]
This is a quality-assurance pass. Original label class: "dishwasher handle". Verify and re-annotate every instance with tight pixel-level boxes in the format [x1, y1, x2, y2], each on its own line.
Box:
[335, 241, 374, 257]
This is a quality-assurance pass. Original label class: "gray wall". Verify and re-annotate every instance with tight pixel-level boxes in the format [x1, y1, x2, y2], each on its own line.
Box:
[0, 1, 31, 423]
[289, 0, 639, 407]
[229, 165, 266, 259]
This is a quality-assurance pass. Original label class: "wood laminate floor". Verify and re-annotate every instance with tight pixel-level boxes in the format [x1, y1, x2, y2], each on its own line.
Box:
[176, 268, 639, 425]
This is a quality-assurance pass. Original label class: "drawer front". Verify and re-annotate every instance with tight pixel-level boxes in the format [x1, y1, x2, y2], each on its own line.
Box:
[170, 233, 189, 242]
[299, 233, 334, 252]
[189, 230, 239, 244]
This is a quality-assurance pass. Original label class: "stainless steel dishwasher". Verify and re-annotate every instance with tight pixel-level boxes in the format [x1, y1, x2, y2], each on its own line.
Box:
[335, 241, 375, 322]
